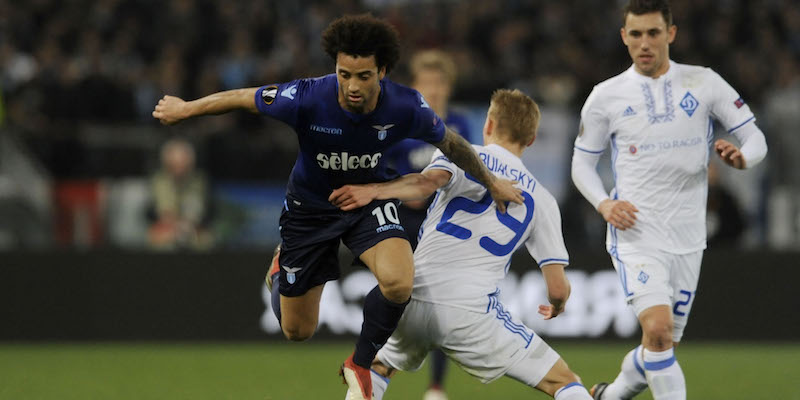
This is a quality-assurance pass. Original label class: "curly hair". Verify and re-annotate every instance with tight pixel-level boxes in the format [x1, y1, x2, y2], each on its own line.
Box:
[623, 0, 672, 26]
[321, 14, 401, 73]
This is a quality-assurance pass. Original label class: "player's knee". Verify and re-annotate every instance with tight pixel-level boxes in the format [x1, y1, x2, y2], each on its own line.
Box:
[378, 277, 412, 303]
[641, 320, 673, 350]
[281, 324, 315, 342]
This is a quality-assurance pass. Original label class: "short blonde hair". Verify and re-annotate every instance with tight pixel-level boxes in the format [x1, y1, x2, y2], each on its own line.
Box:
[488, 89, 540, 146]
[409, 49, 457, 85]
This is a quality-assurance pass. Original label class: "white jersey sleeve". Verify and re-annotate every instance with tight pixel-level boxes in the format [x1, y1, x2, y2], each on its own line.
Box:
[575, 86, 612, 152]
[526, 188, 569, 267]
[708, 69, 755, 133]
[423, 149, 459, 190]
[572, 85, 613, 209]
[707, 69, 768, 167]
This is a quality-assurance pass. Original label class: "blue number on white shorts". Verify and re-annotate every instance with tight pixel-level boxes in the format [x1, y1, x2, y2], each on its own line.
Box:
[673, 290, 694, 316]
[436, 189, 534, 256]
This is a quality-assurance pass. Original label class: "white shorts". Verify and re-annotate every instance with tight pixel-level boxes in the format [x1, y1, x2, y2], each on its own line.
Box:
[377, 298, 560, 385]
[608, 248, 703, 342]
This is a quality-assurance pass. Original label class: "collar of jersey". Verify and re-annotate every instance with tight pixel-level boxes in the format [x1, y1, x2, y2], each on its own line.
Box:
[336, 79, 386, 124]
[626, 59, 676, 82]
[486, 143, 521, 162]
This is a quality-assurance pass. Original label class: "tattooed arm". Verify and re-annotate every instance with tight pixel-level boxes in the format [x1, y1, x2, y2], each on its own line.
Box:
[434, 127, 523, 212]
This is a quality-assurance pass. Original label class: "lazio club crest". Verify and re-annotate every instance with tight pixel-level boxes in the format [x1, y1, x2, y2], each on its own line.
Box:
[372, 124, 395, 141]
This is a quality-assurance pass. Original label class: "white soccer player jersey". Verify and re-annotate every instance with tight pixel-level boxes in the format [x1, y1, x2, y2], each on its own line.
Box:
[575, 61, 756, 254]
[411, 144, 569, 312]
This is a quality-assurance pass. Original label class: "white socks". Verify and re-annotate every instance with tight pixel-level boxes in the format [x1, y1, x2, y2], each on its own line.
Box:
[554, 382, 593, 399]
[344, 370, 389, 400]
[601, 345, 649, 399]
[643, 347, 685, 400]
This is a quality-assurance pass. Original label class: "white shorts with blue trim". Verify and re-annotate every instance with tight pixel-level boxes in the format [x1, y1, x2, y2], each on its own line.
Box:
[376, 298, 559, 385]
[608, 247, 703, 342]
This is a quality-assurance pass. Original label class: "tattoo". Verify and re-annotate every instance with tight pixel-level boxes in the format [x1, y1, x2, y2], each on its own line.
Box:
[434, 128, 494, 187]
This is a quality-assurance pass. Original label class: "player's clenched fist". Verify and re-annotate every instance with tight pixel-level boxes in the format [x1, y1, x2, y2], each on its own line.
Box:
[152, 95, 187, 125]
[714, 139, 746, 169]
[597, 198, 639, 231]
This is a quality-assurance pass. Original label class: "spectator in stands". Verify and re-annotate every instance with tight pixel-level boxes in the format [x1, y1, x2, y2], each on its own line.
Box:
[147, 138, 213, 250]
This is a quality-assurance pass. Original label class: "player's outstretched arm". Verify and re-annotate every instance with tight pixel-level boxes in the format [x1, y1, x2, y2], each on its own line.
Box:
[152, 88, 259, 125]
[538, 264, 570, 320]
[433, 128, 522, 213]
[329, 169, 452, 211]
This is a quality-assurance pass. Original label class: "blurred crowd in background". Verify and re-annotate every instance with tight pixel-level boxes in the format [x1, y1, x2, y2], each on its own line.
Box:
[1, 0, 799, 252]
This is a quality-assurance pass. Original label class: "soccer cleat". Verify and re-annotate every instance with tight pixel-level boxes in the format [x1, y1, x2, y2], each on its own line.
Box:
[265, 244, 281, 292]
[590, 382, 609, 400]
[423, 387, 448, 400]
[339, 352, 373, 400]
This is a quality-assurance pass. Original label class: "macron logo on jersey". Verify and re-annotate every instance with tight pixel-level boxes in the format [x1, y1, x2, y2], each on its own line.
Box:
[310, 124, 343, 135]
[281, 85, 297, 100]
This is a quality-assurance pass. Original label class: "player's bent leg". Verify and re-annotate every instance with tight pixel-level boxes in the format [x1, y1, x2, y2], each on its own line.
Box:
[503, 337, 590, 399]
[278, 283, 325, 341]
[592, 345, 647, 400]
[360, 237, 414, 303]
[533, 358, 592, 399]
[639, 305, 686, 400]
[639, 305, 674, 351]
[342, 359, 395, 400]
[267, 244, 282, 322]
[342, 238, 414, 399]
[425, 349, 449, 400]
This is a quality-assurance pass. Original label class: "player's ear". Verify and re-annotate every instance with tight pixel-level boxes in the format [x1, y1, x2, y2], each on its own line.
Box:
[620, 27, 628, 45]
[667, 24, 677, 44]
[378, 66, 386, 80]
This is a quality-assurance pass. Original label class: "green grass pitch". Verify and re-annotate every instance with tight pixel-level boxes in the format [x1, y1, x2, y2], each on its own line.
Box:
[1, 341, 798, 399]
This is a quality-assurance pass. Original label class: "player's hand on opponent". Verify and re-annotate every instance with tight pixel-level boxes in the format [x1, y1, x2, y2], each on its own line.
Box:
[598, 199, 639, 231]
[329, 184, 378, 211]
[152, 95, 188, 125]
[538, 303, 564, 320]
[488, 178, 524, 213]
[714, 139, 746, 169]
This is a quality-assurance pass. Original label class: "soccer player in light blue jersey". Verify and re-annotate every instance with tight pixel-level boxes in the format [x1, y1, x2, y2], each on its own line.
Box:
[571, 1, 768, 399]
[331, 89, 592, 400]
[153, 14, 522, 400]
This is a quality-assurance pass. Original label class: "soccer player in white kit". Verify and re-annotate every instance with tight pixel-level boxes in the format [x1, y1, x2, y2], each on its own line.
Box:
[330, 89, 592, 400]
[570, 1, 768, 399]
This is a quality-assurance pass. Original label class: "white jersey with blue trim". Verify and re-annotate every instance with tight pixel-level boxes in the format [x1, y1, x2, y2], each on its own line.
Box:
[574, 61, 756, 254]
[411, 144, 569, 313]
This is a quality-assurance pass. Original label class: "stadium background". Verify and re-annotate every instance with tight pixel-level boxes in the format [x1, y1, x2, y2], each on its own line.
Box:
[1, 0, 799, 399]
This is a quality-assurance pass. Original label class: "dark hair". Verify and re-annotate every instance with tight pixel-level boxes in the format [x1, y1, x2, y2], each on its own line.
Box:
[623, 0, 672, 26]
[321, 14, 401, 73]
